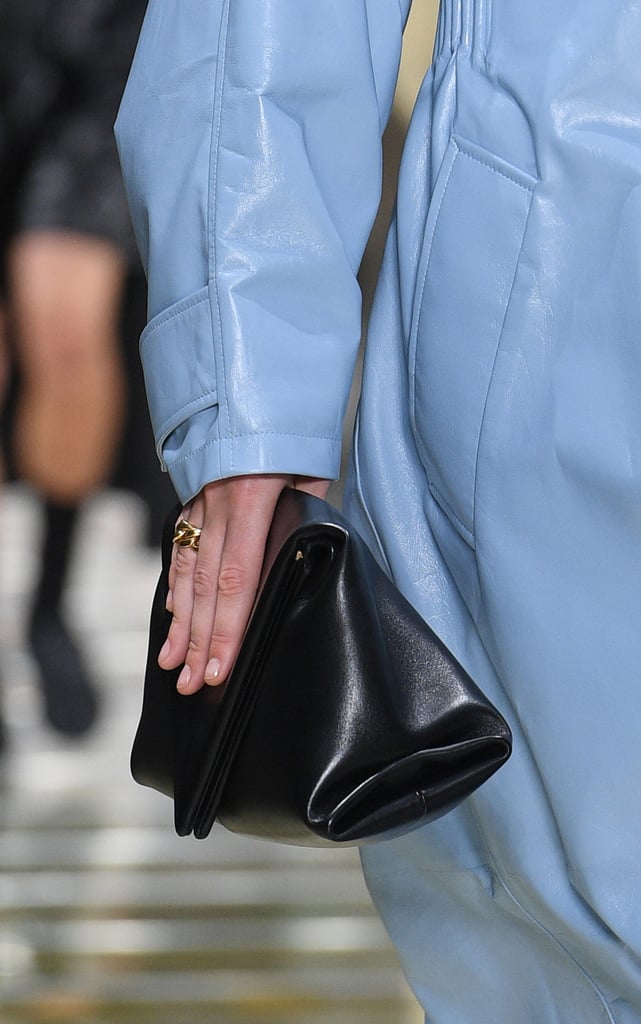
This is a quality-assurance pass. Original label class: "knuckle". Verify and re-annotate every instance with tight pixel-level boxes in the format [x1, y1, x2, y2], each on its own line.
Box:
[168, 611, 188, 634]
[210, 630, 234, 653]
[173, 547, 193, 573]
[192, 564, 217, 598]
[217, 564, 246, 598]
[187, 635, 207, 657]
[209, 626, 232, 643]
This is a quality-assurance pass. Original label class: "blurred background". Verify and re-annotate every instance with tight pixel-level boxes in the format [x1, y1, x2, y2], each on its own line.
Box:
[0, 3, 438, 1022]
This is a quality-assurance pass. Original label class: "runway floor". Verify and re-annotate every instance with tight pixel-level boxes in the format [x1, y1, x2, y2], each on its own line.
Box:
[0, 486, 421, 1024]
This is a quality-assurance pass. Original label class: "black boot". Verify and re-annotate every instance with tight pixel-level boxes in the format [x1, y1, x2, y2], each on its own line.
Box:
[28, 500, 99, 737]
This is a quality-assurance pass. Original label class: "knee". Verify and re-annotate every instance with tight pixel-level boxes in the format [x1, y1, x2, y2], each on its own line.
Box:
[19, 305, 119, 384]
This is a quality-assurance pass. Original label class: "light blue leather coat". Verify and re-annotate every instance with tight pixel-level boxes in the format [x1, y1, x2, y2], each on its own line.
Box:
[116, 2, 641, 1020]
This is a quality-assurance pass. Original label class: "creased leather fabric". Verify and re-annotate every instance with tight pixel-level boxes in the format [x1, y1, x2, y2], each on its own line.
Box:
[117, 1, 641, 1020]
[116, 0, 405, 498]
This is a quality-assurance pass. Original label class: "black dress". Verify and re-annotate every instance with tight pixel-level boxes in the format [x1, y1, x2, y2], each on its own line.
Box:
[0, 0, 147, 275]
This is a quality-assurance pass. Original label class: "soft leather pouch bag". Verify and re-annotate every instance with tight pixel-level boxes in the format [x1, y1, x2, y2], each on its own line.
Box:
[131, 488, 512, 846]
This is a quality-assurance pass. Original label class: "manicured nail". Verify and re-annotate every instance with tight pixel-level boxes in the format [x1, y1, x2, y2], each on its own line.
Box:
[158, 639, 170, 665]
[204, 658, 221, 684]
[177, 665, 191, 692]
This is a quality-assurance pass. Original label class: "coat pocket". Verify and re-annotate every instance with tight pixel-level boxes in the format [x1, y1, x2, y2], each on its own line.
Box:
[409, 136, 536, 546]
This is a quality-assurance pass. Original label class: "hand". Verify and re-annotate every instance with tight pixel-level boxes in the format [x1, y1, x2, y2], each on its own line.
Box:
[158, 474, 331, 694]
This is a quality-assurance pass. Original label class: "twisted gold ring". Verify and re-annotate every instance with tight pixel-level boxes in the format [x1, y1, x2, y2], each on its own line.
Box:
[172, 519, 202, 552]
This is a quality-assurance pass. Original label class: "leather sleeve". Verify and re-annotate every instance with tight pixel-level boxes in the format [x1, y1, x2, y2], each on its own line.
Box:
[115, 0, 408, 502]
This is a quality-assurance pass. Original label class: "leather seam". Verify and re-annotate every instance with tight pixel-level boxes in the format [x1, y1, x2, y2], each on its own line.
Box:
[412, 139, 459, 383]
[469, 804, 616, 1024]
[428, 481, 475, 549]
[411, 134, 536, 544]
[350, 413, 394, 576]
[140, 293, 209, 347]
[457, 146, 535, 195]
[156, 391, 218, 440]
[166, 430, 341, 469]
[472, 189, 535, 542]
[207, 0, 233, 476]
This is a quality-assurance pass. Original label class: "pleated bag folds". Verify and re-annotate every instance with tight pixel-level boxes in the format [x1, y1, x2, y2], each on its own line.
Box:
[131, 488, 512, 846]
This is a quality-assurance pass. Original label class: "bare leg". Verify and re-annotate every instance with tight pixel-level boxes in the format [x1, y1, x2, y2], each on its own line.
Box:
[8, 231, 127, 735]
[8, 231, 126, 502]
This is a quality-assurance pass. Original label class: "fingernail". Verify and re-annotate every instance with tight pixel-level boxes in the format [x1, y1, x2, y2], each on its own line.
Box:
[158, 639, 170, 665]
[204, 658, 221, 684]
[177, 665, 191, 692]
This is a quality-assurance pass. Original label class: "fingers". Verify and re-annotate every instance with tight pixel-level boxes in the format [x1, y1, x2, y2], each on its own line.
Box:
[157, 502, 204, 674]
[178, 517, 224, 691]
[159, 475, 294, 695]
[159, 474, 332, 696]
[199, 498, 273, 686]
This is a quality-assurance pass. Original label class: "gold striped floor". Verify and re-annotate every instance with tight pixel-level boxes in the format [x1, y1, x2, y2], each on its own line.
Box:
[0, 487, 421, 1024]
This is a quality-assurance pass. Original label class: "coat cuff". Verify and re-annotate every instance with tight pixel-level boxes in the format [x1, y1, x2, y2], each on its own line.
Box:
[140, 286, 344, 504]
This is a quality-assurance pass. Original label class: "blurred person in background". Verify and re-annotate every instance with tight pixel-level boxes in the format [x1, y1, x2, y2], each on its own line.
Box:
[0, 0, 147, 743]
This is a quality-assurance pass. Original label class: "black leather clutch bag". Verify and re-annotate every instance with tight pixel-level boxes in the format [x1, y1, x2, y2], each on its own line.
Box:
[131, 488, 511, 846]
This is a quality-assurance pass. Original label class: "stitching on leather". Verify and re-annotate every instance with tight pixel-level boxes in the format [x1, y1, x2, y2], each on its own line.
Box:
[458, 146, 535, 194]
[140, 293, 209, 346]
[156, 391, 218, 438]
[208, 0, 233, 473]
[167, 430, 341, 468]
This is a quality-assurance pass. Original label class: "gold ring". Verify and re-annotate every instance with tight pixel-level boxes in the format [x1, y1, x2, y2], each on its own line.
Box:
[172, 519, 202, 552]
